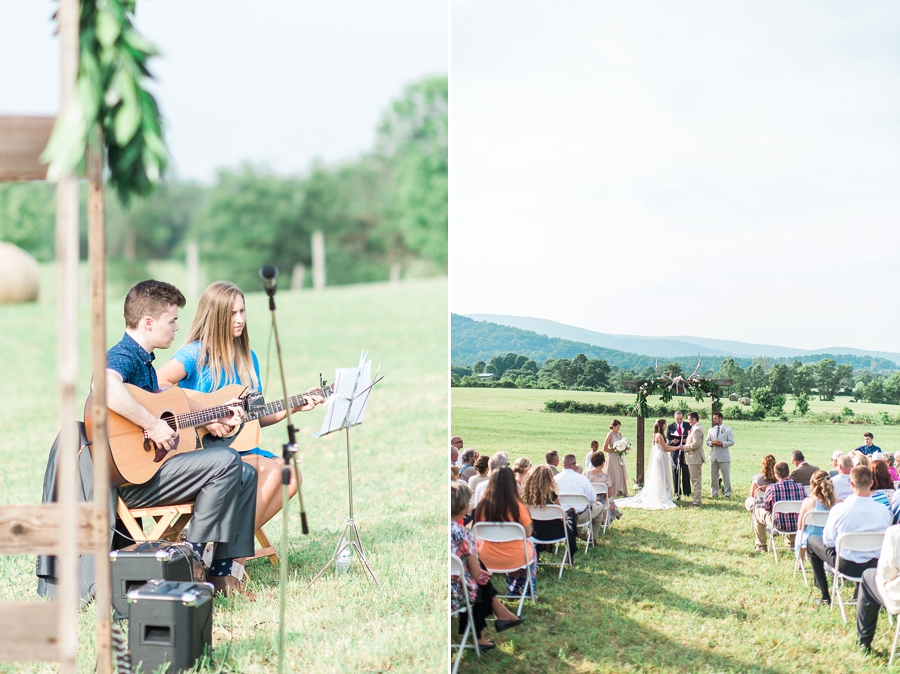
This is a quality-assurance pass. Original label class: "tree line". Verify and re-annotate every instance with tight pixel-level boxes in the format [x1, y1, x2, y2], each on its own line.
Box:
[451, 314, 899, 375]
[452, 351, 900, 406]
[0, 76, 447, 292]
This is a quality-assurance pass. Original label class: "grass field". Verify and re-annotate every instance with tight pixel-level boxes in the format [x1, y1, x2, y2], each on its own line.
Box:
[452, 388, 900, 674]
[0, 276, 448, 674]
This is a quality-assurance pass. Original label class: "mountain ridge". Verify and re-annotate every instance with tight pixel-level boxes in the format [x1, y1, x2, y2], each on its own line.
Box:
[465, 313, 900, 365]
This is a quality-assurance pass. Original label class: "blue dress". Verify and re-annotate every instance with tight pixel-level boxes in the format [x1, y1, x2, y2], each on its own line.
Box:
[172, 341, 277, 459]
[795, 500, 828, 553]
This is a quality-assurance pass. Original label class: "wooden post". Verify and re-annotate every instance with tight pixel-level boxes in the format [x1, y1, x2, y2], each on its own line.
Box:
[312, 230, 325, 290]
[56, 0, 80, 671]
[87, 133, 112, 674]
[291, 263, 305, 291]
[635, 415, 645, 485]
[389, 263, 401, 283]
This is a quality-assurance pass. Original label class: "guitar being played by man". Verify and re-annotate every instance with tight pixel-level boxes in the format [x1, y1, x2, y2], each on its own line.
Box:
[97, 279, 257, 597]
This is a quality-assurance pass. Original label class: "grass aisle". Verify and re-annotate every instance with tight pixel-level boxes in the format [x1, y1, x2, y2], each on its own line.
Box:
[453, 388, 900, 673]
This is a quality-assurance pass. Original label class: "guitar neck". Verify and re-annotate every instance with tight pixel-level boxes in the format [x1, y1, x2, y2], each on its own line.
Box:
[176, 403, 237, 429]
[248, 387, 328, 421]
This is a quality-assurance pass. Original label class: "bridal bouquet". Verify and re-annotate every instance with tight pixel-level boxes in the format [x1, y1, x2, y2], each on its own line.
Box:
[613, 437, 632, 466]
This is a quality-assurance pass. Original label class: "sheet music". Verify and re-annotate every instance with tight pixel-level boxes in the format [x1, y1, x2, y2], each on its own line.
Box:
[316, 351, 372, 437]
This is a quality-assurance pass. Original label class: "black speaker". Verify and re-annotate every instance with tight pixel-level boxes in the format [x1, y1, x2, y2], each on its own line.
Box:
[109, 541, 200, 619]
[127, 580, 214, 674]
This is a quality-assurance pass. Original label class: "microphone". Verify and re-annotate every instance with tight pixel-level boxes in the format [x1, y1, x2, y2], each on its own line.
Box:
[260, 264, 278, 297]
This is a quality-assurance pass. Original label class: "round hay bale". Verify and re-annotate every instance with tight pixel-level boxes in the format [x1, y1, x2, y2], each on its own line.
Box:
[739, 397, 751, 406]
[0, 243, 39, 303]
[728, 393, 739, 402]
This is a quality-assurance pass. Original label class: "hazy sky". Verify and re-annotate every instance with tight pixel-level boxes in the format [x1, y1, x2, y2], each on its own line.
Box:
[0, 0, 447, 181]
[451, 1, 900, 353]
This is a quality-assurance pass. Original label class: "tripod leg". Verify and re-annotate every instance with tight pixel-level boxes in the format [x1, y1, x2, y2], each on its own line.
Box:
[305, 522, 353, 590]
[349, 521, 384, 592]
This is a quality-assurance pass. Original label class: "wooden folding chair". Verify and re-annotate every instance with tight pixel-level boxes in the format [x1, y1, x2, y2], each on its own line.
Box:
[116, 496, 278, 566]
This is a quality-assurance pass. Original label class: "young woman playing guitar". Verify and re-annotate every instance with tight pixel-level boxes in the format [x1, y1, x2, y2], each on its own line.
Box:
[157, 281, 324, 531]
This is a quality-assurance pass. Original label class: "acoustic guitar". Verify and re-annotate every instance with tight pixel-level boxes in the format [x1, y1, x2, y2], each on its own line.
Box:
[185, 384, 333, 452]
[84, 383, 332, 486]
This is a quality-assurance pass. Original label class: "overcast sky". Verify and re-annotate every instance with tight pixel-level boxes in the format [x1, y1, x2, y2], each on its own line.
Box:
[0, 0, 447, 181]
[450, 0, 900, 353]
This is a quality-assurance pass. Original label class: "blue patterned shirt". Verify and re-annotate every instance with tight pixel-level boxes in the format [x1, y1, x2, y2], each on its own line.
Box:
[763, 478, 807, 532]
[107, 333, 157, 392]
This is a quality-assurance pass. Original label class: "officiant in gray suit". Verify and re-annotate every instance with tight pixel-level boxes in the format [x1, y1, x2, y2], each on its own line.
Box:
[706, 411, 735, 497]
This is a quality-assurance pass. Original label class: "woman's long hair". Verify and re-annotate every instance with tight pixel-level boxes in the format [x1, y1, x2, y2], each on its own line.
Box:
[475, 467, 523, 523]
[520, 465, 556, 508]
[870, 460, 894, 490]
[809, 470, 837, 509]
[186, 281, 258, 391]
[761, 454, 776, 484]
[653, 418, 666, 436]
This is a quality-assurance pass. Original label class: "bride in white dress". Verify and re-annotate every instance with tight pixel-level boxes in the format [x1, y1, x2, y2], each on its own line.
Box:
[617, 418, 680, 510]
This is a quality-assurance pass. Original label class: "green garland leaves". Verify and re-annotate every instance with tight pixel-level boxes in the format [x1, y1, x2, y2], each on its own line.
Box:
[633, 376, 720, 418]
[43, 0, 167, 202]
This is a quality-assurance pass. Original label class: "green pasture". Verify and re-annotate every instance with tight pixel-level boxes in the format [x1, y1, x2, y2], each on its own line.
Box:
[0, 276, 448, 674]
[452, 388, 900, 674]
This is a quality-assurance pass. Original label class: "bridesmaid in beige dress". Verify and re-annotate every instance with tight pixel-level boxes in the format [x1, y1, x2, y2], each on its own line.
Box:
[603, 419, 628, 496]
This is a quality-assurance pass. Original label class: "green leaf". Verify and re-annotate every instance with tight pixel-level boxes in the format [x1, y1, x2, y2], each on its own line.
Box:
[113, 97, 141, 145]
[95, 10, 121, 49]
[122, 28, 159, 57]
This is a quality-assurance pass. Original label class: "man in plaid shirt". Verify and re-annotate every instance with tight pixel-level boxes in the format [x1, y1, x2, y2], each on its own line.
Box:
[752, 461, 806, 552]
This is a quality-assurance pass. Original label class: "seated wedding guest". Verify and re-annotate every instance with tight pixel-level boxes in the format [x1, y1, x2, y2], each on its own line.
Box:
[473, 467, 537, 598]
[807, 466, 892, 605]
[832, 455, 854, 500]
[584, 440, 600, 471]
[795, 470, 841, 563]
[870, 459, 895, 510]
[555, 453, 604, 541]
[886, 452, 900, 481]
[451, 446, 459, 467]
[789, 450, 819, 486]
[752, 461, 806, 553]
[451, 435, 464, 463]
[520, 465, 578, 560]
[545, 450, 560, 475]
[472, 453, 510, 510]
[467, 455, 490, 496]
[851, 450, 870, 468]
[451, 483, 524, 653]
[512, 457, 532, 488]
[745, 454, 777, 512]
[583, 451, 621, 520]
[829, 451, 844, 478]
[857, 524, 900, 653]
[459, 449, 479, 482]
[451, 466, 467, 488]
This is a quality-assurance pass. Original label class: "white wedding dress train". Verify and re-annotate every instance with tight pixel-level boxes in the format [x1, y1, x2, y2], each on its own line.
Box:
[616, 443, 677, 510]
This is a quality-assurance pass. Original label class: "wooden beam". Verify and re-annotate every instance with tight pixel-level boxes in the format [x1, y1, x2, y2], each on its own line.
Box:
[0, 504, 100, 555]
[0, 116, 55, 182]
[0, 602, 59, 661]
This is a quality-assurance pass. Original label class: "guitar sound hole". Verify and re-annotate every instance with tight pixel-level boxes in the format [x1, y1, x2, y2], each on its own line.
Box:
[160, 411, 177, 432]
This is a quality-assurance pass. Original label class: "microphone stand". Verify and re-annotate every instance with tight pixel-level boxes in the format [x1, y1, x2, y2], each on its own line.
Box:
[261, 267, 309, 674]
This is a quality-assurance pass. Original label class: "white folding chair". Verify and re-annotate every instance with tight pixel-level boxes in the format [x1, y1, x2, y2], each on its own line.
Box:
[450, 554, 480, 674]
[528, 504, 572, 579]
[592, 483, 612, 534]
[767, 500, 803, 561]
[829, 531, 887, 624]
[473, 522, 535, 617]
[890, 606, 900, 665]
[793, 510, 830, 584]
[558, 493, 596, 551]
[803, 485, 812, 496]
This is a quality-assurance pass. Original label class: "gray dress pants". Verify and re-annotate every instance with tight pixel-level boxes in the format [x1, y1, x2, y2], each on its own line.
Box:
[120, 447, 257, 559]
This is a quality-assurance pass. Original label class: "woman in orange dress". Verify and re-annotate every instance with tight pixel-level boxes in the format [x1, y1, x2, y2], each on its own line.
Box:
[473, 467, 537, 597]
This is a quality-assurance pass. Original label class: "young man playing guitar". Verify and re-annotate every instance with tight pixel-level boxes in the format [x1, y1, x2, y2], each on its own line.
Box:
[101, 280, 257, 597]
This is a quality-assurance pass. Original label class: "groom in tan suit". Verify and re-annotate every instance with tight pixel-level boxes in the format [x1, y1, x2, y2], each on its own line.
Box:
[682, 411, 706, 506]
